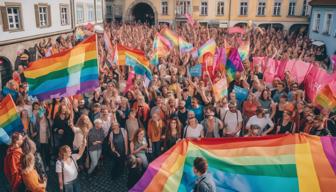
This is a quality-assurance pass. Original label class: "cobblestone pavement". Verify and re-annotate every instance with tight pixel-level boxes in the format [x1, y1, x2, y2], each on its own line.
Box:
[0, 158, 128, 192]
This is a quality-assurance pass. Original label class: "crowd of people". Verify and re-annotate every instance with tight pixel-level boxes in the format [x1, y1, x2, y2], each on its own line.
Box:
[1, 21, 335, 192]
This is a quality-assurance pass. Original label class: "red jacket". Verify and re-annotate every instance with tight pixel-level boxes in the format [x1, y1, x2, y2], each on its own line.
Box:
[4, 146, 23, 192]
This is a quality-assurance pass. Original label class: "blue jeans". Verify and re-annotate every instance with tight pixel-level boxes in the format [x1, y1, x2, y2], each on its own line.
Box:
[64, 178, 80, 192]
[88, 149, 102, 174]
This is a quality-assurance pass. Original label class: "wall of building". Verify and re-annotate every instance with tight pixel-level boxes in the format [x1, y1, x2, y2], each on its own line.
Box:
[0, 0, 72, 43]
[309, 6, 336, 57]
[123, 0, 310, 30]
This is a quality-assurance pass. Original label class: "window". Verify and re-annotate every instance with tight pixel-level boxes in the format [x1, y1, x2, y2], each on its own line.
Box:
[34, 4, 51, 28]
[240, 1, 248, 16]
[217, 1, 224, 16]
[76, 2, 84, 24]
[273, 0, 281, 16]
[201, 0, 208, 16]
[257, 0, 266, 16]
[96, 0, 103, 21]
[161, 0, 168, 15]
[106, 5, 112, 16]
[313, 13, 321, 32]
[323, 13, 333, 35]
[0, 3, 23, 31]
[302, 0, 308, 16]
[60, 4, 69, 25]
[176, 0, 191, 16]
[87, 3, 94, 21]
[288, 0, 296, 16]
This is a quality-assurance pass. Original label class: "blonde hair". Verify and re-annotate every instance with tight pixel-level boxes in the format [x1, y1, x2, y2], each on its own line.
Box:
[21, 153, 35, 173]
[58, 145, 71, 160]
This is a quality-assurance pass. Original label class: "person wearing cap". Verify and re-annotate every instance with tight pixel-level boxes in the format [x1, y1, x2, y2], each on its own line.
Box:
[193, 157, 216, 192]
[222, 102, 243, 137]
[87, 119, 105, 175]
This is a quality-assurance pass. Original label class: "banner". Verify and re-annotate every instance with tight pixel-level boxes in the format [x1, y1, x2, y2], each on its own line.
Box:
[189, 64, 202, 77]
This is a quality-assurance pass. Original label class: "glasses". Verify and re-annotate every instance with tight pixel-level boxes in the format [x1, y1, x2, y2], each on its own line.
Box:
[188, 116, 195, 120]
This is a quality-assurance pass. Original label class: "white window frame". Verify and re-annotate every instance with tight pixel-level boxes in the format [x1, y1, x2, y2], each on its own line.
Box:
[323, 12, 333, 35]
[302, 0, 308, 16]
[176, 0, 191, 16]
[313, 12, 321, 32]
[6, 7, 21, 30]
[38, 6, 48, 27]
[87, 3, 94, 22]
[60, 4, 69, 26]
[216, 0, 224, 16]
[273, 0, 281, 16]
[288, 0, 296, 16]
[76, 2, 84, 24]
[161, 0, 168, 15]
[257, 0, 266, 16]
[240, 1, 248, 16]
[200, 0, 208, 16]
[95, 0, 103, 21]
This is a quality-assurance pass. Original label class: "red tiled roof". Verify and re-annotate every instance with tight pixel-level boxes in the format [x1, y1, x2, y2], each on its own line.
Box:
[309, 0, 336, 6]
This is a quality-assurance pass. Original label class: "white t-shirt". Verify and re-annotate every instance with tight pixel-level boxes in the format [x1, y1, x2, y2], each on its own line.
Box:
[73, 127, 84, 150]
[56, 154, 79, 184]
[185, 124, 204, 139]
[101, 116, 112, 137]
[222, 110, 243, 134]
[246, 115, 274, 131]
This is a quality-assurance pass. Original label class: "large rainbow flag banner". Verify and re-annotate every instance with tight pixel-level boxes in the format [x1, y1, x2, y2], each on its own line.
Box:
[0, 95, 23, 144]
[131, 134, 336, 192]
[24, 35, 99, 100]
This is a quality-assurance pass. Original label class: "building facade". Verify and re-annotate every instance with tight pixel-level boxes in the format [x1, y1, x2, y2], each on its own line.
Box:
[122, 0, 311, 31]
[309, 0, 336, 57]
[0, 0, 104, 86]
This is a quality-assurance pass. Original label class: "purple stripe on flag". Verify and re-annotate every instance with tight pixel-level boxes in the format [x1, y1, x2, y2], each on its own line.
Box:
[36, 80, 99, 100]
[130, 145, 176, 191]
[321, 136, 336, 174]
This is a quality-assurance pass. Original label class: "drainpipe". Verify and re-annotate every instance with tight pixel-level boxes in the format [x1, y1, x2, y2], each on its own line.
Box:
[70, 0, 75, 30]
[228, 0, 232, 27]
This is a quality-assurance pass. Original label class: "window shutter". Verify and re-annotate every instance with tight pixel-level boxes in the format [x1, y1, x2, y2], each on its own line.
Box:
[0, 6, 9, 31]
[34, 4, 40, 27]
[47, 5, 51, 27]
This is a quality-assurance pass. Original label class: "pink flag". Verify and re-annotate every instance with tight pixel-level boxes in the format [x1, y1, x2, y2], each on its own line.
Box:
[251, 57, 267, 74]
[228, 27, 246, 35]
[291, 60, 312, 84]
[263, 59, 278, 84]
[276, 59, 288, 80]
[213, 47, 226, 74]
[123, 70, 135, 94]
[185, 13, 195, 26]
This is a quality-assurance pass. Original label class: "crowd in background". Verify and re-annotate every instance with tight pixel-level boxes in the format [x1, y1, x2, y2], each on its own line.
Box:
[1, 21, 335, 192]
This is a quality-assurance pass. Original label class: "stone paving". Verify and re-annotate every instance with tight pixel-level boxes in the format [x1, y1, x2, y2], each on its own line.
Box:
[0, 158, 128, 192]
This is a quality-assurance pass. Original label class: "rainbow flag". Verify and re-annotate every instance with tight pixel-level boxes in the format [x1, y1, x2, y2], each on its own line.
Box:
[131, 134, 336, 192]
[179, 37, 193, 53]
[125, 51, 152, 80]
[161, 28, 179, 47]
[154, 33, 170, 57]
[226, 48, 244, 82]
[115, 44, 145, 65]
[0, 95, 23, 144]
[212, 77, 228, 102]
[238, 40, 250, 61]
[24, 35, 99, 100]
[198, 39, 216, 64]
[315, 84, 336, 111]
[150, 52, 159, 65]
